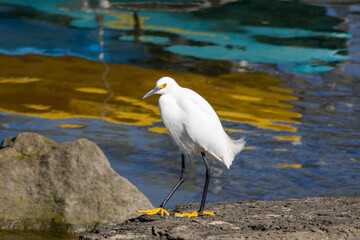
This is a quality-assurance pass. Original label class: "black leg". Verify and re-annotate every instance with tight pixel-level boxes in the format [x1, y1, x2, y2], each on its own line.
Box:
[159, 153, 186, 208]
[198, 152, 212, 214]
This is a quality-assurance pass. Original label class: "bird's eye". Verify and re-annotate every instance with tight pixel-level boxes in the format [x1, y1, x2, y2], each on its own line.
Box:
[158, 83, 167, 89]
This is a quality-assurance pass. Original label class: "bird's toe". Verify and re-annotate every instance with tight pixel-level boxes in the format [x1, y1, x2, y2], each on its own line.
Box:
[200, 211, 215, 216]
[137, 207, 169, 216]
[174, 211, 215, 218]
[174, 211, 198, 218]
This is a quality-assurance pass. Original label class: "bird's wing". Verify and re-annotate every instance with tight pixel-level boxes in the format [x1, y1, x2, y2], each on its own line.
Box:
[179, 89, 220, 120]
[176, 89, 228, 158]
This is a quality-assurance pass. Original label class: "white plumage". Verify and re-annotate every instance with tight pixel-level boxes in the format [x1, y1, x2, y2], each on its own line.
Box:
[139, 76, 245, 217]
[145, 76, 245, 169]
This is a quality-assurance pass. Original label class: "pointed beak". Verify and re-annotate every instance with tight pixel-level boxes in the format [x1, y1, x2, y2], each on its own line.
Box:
[143, 86, 161, 99]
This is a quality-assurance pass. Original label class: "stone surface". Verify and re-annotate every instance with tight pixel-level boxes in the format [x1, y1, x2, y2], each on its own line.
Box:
[0, 132, 153, 233]
[81, 196, 360, 240]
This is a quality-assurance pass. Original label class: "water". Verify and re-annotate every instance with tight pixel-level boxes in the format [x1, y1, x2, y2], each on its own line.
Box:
[0, 0, 359, 238]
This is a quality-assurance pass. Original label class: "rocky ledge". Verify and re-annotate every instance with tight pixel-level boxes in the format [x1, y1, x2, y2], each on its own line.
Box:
[81, 196, 360, 240]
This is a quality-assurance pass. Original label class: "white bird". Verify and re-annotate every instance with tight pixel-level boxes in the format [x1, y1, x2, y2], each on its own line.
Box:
[138, 76, 245, 218]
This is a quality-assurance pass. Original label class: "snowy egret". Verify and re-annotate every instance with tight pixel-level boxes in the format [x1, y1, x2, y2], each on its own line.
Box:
[138, 76, 245, 218]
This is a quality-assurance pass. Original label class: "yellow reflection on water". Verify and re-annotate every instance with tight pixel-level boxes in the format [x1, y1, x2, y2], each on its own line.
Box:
[276, 163, 302, 168]
[273, 135, 302, 142]
[148, 127, 168, 134]
[105, 13, 148, 30]
[244, 146, 256, 150]
[105, 13, 226, 39]
[0, 77, 41, 84]
[76, 87, 109, 94]
[0, 54, 301, 134]
[24, 104, 51, 111]
[274, 148, 288, 152]
[57, 124, 85, 129]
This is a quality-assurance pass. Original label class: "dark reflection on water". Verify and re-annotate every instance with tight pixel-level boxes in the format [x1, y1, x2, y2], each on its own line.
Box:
[253, 35, 348, 50]
[194, 0, 341, 31]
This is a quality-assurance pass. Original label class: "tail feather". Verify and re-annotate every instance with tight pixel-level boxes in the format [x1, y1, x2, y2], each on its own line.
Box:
[234, 137, 246, 154]
[224, 137, 246, 169]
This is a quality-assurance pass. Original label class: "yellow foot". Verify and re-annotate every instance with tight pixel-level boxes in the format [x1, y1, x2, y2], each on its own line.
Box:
[137, 207, 169, 216]
[174, 211, 215, 218]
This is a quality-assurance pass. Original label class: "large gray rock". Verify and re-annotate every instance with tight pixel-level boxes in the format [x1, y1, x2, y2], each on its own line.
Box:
[0, 132, 153, 233]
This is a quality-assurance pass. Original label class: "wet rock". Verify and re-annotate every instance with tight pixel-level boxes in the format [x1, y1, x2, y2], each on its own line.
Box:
[0, 132, 153, 233]
[81, 196, 360, 239]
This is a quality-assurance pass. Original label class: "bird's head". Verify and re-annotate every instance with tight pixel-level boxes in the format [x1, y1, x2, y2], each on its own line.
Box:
[143, 76, 179, 99]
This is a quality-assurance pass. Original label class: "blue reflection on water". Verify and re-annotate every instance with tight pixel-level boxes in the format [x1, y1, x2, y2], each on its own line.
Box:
[0, 0, 350, 73]
[0, 15, 149, 63]
[1, 100, 359, 209]
[0, 0, 359, 217]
